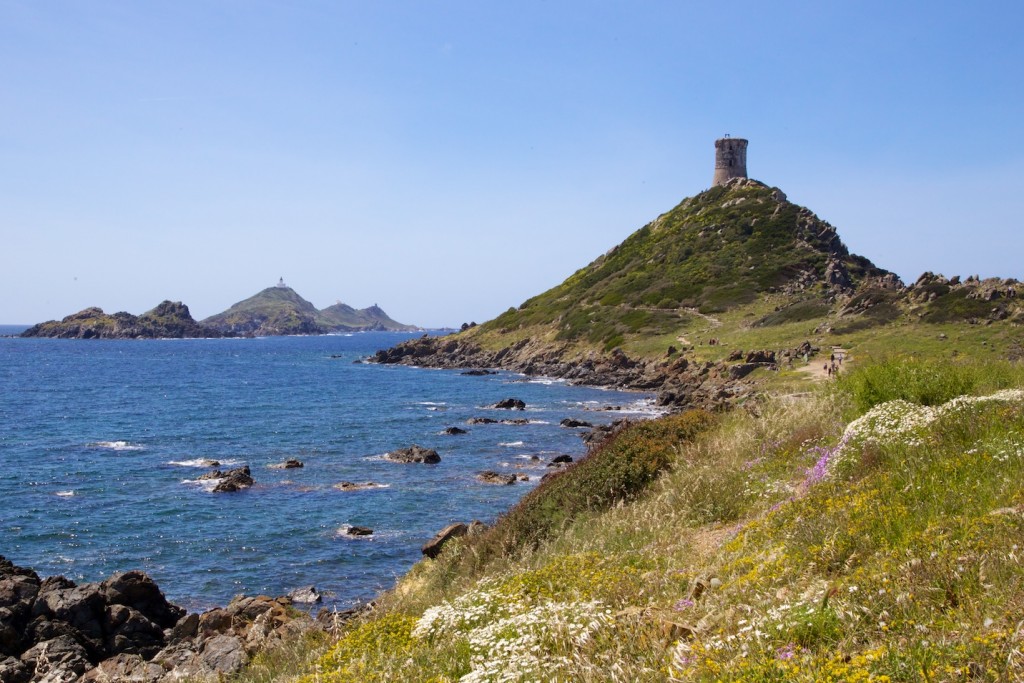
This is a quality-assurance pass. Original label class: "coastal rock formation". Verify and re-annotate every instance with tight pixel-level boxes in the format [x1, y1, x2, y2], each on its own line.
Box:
[0, 556, 316, 682]
[376, 336, 753, 413]
[198, 466, 254, 492]
[491, 398, 526, 410]
[384, 445, 441, 464]
[21, 301, 220, 340]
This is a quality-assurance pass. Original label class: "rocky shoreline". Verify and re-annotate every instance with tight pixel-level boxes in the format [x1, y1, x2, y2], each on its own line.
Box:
[373, 335, 821, 411]
[0, 555, 331, 683]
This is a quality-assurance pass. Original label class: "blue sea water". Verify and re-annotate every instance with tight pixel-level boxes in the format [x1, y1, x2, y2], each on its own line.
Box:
[0, 332, 653, 611]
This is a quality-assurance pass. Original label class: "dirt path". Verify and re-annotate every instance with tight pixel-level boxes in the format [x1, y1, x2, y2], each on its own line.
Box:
[795, 347, 850, 382]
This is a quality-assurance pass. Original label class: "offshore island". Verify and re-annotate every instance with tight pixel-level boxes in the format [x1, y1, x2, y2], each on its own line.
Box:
[20, 279, 418, 339]
[5, 138, 1024, 682]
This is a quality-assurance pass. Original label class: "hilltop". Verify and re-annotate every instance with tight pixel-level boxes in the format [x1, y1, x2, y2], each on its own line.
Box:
[377, 178, 1023, 407]
[202, 285, 417, 336]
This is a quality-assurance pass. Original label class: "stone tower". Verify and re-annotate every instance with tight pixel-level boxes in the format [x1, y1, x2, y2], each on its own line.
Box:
[713, 136, 748, 186]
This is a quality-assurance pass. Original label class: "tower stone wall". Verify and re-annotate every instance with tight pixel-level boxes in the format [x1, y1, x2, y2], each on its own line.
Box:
[713, 137, 748, 186]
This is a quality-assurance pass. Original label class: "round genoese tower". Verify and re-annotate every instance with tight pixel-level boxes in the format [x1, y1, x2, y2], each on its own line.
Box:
[712, 136, 748, 186]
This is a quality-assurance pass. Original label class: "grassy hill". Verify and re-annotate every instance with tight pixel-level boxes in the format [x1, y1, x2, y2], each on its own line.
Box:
[475, 179, 894, 353]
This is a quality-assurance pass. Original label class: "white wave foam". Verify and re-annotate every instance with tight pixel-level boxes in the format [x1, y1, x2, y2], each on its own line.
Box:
[181, 479, 219, 493]
[167, 458, 239, 468]
[55, 490, 76, 497]
[499, 441, 525, 447]
[335, 525, 375, 540]
[417, 401, 448, 406]
[88, 441, 144, 451]
[525, 377, 566, 385]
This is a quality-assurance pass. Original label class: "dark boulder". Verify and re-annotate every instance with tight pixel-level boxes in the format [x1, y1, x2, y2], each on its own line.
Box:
[101, 570, 185, 629]
[385, 445, 441, 464]
[421, 523, 469, 559]
[442, 427, 468, 435]
[491, 398, 526, 410]
[199, 466, 255, 492]
[467, 417, 498, 425]
[344, 526, 374, 537]
[560, 418, 593, 429]
[745, 350, 776, 364]
[19, 635, 92, 682]
[729, 363, 761, 380]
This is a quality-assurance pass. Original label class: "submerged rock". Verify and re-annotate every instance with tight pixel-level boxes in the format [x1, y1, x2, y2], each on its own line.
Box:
[442, 427, 468, 435]
[333, 481, 383, 492]
[269, 459, 304, 469]
[560, 418, 593, 428]
[476, 471, 517, 485]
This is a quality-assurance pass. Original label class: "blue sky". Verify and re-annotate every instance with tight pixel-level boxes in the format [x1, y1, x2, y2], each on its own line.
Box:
[2, 1, 1022, 327]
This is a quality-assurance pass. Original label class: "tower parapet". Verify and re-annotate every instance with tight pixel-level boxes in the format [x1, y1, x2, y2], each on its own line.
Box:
[713, 136, 748, 186]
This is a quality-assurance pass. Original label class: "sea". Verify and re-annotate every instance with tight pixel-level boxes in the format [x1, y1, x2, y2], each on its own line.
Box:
[0, 328, 655, 612]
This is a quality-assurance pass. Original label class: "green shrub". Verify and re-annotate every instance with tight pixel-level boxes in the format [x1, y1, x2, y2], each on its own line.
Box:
[836, 356, 979, 414]
[464, 410, 714, 564]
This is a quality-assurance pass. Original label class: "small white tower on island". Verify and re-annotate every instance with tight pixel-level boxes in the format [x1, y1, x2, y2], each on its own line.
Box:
[276, 277, 288, 288]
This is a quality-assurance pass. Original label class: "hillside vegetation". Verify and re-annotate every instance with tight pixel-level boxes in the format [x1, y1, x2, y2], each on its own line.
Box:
[234, 357, 1024, 682]
[475, 179, 894, 353]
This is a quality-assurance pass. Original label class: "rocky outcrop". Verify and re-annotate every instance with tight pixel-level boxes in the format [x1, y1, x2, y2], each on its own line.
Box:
[21, 302, 220, 340]
[197, 466, 254, 493]
[491, 398, 526, 410]
[384, 445, 441, 464]
[375, 336, 753, 413]
[0, 556, 317, 683]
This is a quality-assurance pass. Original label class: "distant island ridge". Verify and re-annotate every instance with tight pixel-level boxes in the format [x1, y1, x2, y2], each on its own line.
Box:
[20, 282, 419, 339]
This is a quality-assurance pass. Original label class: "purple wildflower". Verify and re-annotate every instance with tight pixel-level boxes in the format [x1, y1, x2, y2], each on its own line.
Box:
[776, 642, 798, 660]
[673, 598, 695, 611]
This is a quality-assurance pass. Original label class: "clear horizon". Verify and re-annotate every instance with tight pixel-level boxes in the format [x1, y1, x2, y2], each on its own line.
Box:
[2, 2, 1022, 328]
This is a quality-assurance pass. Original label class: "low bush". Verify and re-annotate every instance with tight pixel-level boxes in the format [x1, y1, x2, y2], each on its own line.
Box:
[465, 410, 714, 565]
